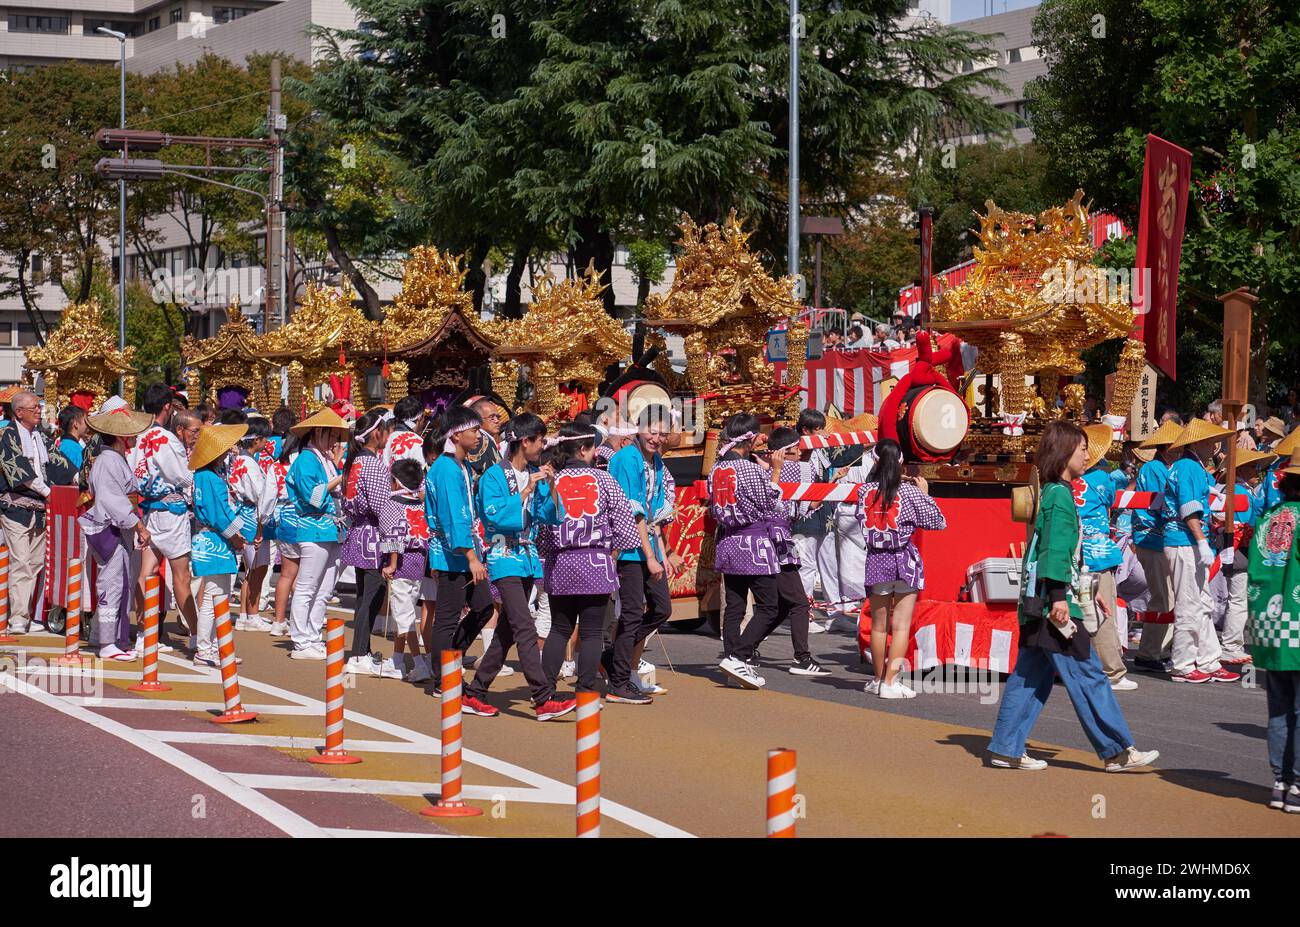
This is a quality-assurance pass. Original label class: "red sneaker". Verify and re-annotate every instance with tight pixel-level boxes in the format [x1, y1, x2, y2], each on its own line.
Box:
[535, 697, 577, 721]
[1171, 670, 1213, 684]
[461, 694, 499, 717]
[1208, 668, 1241, 683]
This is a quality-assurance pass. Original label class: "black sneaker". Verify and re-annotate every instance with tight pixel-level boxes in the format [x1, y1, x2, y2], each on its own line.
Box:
[789, 658, 831, 677]
[1286, 785, 1300, 814]
[605, 684, 652, 705]
[1271, 781, 1286, 809]
[1132, 658, 1168, 674]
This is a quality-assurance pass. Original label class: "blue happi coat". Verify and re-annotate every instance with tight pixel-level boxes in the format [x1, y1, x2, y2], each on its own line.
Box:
[192, 466, 242, 577]
[425, 453, 482, 573]
[608, 443, 667, 562]
[477, 461, 561, 580]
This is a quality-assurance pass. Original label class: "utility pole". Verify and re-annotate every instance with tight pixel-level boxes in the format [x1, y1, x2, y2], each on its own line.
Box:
[787, 0, 800, 295]
[97, 27, 128, 395]
[267, 58, 286, 331]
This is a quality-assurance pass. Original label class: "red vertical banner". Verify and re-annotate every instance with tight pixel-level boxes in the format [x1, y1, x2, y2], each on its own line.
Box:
[1133, 134, 1192, 380]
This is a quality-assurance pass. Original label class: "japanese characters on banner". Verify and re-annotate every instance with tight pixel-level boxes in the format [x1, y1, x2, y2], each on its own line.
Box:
[1134, 134, 1192, 381]
[1129, 364, 1158, 442]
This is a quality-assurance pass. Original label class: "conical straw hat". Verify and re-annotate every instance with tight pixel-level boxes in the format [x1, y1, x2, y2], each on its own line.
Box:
[86, 408, 153, 437]
[290, 406, 350, 437]
[1139, 419, 1183, 449]
[1170, 417, 1232, 450]
[1083, 423, 1114, 471]
[189, 424, 248, 471]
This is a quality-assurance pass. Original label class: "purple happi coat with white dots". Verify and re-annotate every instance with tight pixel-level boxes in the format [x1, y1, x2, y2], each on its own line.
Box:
[340, 450, 392, 570]
[539, 465, 640, 595]
[854, 481, 946, 590]
[708, 456, 787, 576]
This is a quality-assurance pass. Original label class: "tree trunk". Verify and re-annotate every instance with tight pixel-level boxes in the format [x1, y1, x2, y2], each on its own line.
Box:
[502, 239, 530, 320]
[570, 215, 616, 316]
[636, 273, 650, 310]
[320, 219, 383, 320]
[464, 236, 491, 314]
[15, 251, 48, 347]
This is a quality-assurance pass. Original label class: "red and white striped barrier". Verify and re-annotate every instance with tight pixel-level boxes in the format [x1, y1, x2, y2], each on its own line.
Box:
[422, 650, 482, 818]
[128, 573, 170, 693]
[576, 690, 601, 838]
[1209, 488, 1250, 514]
[799, 430, 876, 450]
[55, 558, 89, 666]
[309, 614, 361, 765]
[779, 482, 865, 503]
[766, 748, 797, 837]
[1111, 491, 1162, 511]
[211, 591, 257, 724]
[0, 544, 13, 644]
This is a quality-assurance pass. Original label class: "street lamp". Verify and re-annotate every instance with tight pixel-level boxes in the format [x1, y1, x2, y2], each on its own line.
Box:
[96, 26, 127, 396]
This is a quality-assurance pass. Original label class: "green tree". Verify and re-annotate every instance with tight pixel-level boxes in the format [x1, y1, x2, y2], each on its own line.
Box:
[0, 61, 135, 343]
[1028, 0, 1300, 408]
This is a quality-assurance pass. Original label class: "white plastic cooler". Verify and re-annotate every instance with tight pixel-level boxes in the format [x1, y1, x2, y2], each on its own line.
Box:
[965, 557, 1023, 604]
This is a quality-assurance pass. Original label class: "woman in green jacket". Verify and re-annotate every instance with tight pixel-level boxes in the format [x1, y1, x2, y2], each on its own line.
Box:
[988, 420, 1160, 773]
[1246, 448, 1300, 812]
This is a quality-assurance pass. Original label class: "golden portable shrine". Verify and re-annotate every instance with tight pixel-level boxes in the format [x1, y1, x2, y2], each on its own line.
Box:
[181, 302, 280, 413]
[23, 298, 136, 414]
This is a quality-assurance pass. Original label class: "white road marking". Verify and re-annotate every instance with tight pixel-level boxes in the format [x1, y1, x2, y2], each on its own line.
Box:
[68, 696, 318, 715]
[229, 773, 565, 805]
[139, 729, 434, 754]
[0, 673, 328, 838]
[322, 827, 464, 838]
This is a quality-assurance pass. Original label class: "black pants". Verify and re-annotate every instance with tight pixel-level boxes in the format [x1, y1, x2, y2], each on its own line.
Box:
[348, 567, 388, 660]
[544, 593, 610, 694]
[605, 561, 672, 688]
[722, 573, 778, 659]
[430, 569, 495, 686]
[732, 566, 811, 663]
[466, 576, 552, 705]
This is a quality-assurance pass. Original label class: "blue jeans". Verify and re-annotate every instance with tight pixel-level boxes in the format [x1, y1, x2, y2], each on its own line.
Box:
[1265, 670, 1300, 783]
[989, 643, 1134, 761]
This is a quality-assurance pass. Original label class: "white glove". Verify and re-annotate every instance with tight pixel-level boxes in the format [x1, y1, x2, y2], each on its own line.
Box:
[1197, 540, 1216, 568]
[1219, 546, 1235, 567]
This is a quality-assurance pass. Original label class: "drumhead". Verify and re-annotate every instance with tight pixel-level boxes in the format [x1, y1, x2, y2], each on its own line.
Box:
[910, 386, 969, 454]
[625, 381, 672, 427]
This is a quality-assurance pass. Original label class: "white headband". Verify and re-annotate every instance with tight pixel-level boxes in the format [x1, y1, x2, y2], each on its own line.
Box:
[719, 430, 757, 456]
[768, 437, 798, 454]
[355, 417, 384, 443]
[442, 420, 477, 454]
[544, 433, 590, 449]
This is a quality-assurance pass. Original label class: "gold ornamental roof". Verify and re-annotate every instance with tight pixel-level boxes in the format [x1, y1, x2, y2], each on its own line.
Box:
[642, 211, 801, 330]
[382, 246, 487, 351]
[490, 262, 630, 363]
[24, 298, 134, 376]
[256, 283, 382, 360]
[182, 302, 277, 371]
[930, 190, 1135, 375]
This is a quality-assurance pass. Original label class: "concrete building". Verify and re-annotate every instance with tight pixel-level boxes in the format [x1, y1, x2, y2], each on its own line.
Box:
[949, 5, 1046, 145]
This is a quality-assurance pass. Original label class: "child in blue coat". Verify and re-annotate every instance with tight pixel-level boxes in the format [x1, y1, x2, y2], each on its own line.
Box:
[189, 424, 249, 668]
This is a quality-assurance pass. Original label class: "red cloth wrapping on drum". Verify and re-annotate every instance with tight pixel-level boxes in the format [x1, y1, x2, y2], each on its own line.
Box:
[858, 600, 1020, 673]
[876, 331, 967, 461]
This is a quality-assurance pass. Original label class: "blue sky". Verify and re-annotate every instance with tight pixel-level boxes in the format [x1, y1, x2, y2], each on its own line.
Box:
[952, 0, 1040, 22]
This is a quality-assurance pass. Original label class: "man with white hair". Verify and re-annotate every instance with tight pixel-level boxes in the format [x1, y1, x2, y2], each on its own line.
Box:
[0, 390, 51, 634]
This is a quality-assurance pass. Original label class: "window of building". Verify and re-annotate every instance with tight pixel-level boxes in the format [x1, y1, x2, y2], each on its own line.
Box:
[17, 324, 41, 347]
[212, 7, 255, 24]
[0, 326, 12, 347]
[169, 7, 183, 23]
[8, 14, 70, 34]
[1006, 47, 1020, 64]
[86, 18, 141, 37]
[148, 16, 160, 31]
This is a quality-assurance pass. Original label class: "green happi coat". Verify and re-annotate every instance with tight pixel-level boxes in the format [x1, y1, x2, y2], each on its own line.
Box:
[1246, 501, 1300, 671]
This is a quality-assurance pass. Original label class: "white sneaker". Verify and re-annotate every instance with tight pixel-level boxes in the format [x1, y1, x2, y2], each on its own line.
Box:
[345, 655, 377, 676]
[291, 645, 327, 661]
[408, 655, 433, 683]
[234, 616, 252, 631]
[631, 673, 667, 695]
[878, 680, 916, 699]
[327, 595, 341, 605]
[808, 620, 828, 634]
[377, 656, 404, 679]
[719, 656, 765, 689]
[1111, 676, 1139, 691]
[559, 660, 577, 681]
[1105, 747, 1159, 773]
[268, 620, 290, 637]
[132, 632, 170, 653]
[243, 615, 274, 632]
[637, 658, 655, 675]
[863, 678, 881, 695]
[193, 652, 220, 668]
[990, 753, 1047, 771]
[497, 663, 516, 677]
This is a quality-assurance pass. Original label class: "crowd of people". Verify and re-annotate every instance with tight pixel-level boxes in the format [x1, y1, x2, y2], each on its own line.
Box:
[1, 378, 1298, 805]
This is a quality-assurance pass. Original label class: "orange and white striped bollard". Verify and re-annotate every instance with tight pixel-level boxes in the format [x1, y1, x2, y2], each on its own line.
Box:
[421, 650, 482, 818]
[309, 613, 360, 764]
[128, 573, 170, 692]
[55, 558, 90, 666]
[0, 543, 14, 644]
[766, 748, 797, 837]
[575, 690, 601, 837]
[210, 590, 256, 724]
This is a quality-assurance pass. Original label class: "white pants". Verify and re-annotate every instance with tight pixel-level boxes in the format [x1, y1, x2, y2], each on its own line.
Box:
[389, 577, 420, 634]
[818, 509, 866, 614]
[1219, 567, 1249, 661]
[1166, 546, 1223, 675]
[532, 589, 552, 639]
[291, 541, 339, 650]
[193, 574, 234, 661]
[1, 513, 44, 632]
[792, 532, 821, 600]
